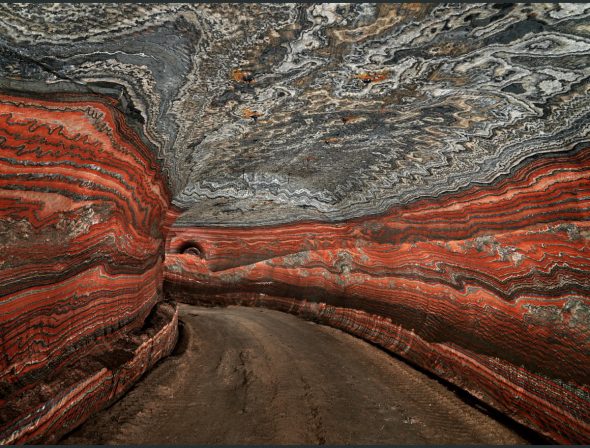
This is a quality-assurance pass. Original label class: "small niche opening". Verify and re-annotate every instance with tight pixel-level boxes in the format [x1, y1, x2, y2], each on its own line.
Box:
[178, 241, 205, 258]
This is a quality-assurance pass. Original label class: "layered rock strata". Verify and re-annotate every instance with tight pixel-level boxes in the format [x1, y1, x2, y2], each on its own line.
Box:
[0, 2, 588, 445]
[0, 93, 177, 444]
[0, 4, 588, 225]
[166, 146, 590, 444]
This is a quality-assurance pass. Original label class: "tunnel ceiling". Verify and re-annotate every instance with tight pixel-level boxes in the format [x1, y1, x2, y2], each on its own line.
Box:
[1, 3, 589, 226]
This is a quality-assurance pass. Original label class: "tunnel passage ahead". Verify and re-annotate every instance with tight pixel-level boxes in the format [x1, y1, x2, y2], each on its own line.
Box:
[62, 304, 532, 445]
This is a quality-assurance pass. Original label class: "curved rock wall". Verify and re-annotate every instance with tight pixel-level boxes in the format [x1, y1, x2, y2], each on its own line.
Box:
[1, 4, 588, 226]
[0, 93, 177, 444]
[0, 2, 588, 445]
[166, 146, 590, 444]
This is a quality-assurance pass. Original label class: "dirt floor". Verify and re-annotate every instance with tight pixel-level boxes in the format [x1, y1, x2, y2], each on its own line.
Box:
[61, 304, 538, 445]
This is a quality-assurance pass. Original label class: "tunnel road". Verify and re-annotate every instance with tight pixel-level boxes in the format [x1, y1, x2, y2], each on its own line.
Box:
[62, 304, 535, 445]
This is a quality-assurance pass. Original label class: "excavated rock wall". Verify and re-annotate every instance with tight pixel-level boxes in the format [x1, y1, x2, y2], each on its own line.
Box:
[0, 93, 178, 444]
[166, 145, 590, 444]
[0, 3, 589, 444]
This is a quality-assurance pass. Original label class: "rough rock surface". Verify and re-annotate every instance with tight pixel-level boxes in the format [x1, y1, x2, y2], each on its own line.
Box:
[165, 143, 590, 444]
[0, 2, 589, 444]
[0, 3, 588, 224]
[0, 93, 178, 444]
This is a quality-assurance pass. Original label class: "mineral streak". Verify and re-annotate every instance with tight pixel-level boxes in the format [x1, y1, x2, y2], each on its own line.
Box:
[0, 2, 589, 444]
[166, 145, 590, 444]
[0, 93, 177, 444]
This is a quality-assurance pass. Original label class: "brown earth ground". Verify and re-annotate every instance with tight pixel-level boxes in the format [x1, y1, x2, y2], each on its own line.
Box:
[61, 304, 542, 445]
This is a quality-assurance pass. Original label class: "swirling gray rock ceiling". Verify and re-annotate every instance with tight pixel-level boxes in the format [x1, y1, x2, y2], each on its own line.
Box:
[0, 3, 588, 226]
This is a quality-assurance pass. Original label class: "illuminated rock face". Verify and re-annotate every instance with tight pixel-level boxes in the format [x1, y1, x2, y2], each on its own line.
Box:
[0, 2, 589, 445]
[0, 94, 177, 444]
[1, 4, 589, 226]
[166, 146, 590, 444]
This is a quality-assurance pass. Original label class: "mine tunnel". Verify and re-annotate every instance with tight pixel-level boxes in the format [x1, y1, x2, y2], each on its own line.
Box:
[0, 3, 589, 445]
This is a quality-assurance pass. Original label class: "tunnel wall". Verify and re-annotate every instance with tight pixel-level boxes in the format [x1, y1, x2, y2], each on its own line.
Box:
[165, 147, 590, 444]
[0, 93, 178, 444]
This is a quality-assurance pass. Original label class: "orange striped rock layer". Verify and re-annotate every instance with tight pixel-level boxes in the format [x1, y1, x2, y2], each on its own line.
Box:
[1, 302, 178, 445]
[0, 93, 176, 443]
[166, 146, 590, 444]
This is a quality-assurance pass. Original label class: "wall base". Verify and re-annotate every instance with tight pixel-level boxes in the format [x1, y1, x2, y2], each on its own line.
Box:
[0, 301, 178, 445]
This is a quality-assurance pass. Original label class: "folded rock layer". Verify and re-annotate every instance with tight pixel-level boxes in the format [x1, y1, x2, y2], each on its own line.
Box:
[0, 2, 589, 445]
[166, 145, 590, 444]
[0, 93, 177, 444]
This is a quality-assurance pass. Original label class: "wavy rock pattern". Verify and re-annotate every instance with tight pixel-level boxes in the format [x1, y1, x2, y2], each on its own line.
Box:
[0, 4, 588, 224]
[166, 145, 590, 444]
[2, 302, 178, 445]
[0, 93, 176, 444]
[0, 2, 589, 445]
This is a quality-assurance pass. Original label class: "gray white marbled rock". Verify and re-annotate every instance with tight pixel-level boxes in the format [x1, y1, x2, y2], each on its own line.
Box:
[0, 3, 588, 225]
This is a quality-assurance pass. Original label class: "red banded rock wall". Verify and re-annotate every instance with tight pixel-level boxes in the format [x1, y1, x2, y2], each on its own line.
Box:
[166, 147, 590, 444]
[0, 93, 177, 444]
